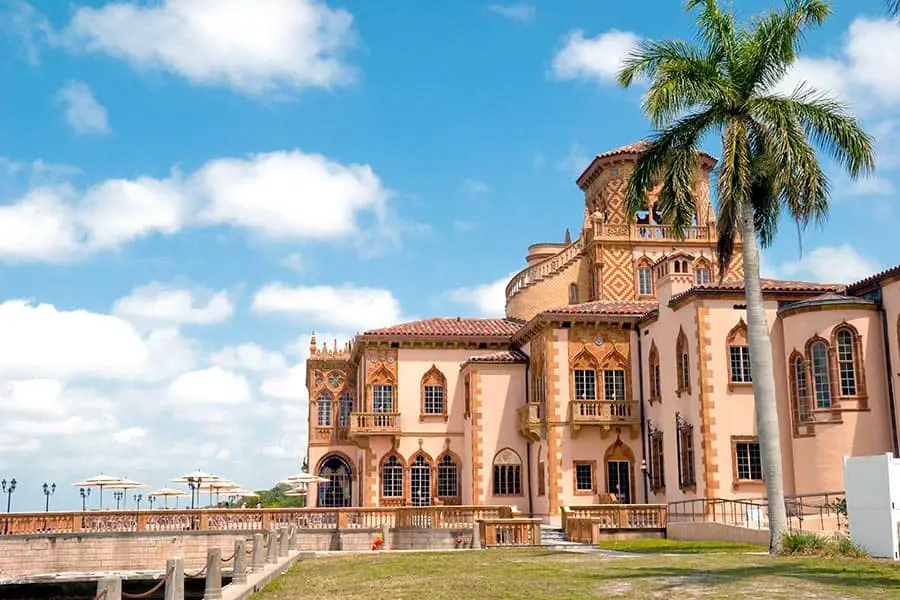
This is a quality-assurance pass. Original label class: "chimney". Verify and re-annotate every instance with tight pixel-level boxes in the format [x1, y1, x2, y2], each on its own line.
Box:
[654, 252, 695, 306]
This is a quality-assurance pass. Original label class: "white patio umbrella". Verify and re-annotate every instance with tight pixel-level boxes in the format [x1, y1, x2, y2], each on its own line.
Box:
[284, 488, 308, 497]
[148, 488, 189, 509]
[170, 471, 225, 508]
[113, 478, 148, 509]
[70, 474, 126, 509]
[278, 472, 328, 485]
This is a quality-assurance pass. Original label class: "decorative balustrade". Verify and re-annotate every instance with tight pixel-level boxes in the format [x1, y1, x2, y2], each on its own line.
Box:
[349, 412, 401, 435]
[516, 402, 543, 441]
[0, 505, 513, 536]
[505, 237, 585, 301]
[478, 518, 542, 547]
[593, 223, 715, 242]
[569, 400, 639, 425]
[562, 505, 667, 542]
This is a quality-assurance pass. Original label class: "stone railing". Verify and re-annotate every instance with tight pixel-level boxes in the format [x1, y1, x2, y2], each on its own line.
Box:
[516, 402, 543, 441]
[563, 505, 667, 542]
[569, 400, 639, 425]
[505, 237, 585, 303]
[594, 223, 715, 242]
[478, 518, 542, 547]
[0, 505, 515, 536]
[349, 412, 401, 435]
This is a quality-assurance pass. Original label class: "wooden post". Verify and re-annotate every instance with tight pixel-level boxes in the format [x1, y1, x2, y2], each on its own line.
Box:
[266, 529, 279, 563]
[97, 576, 122, 600]
[251, 533, 265, 571]
[164, 556, 184, 600]
[232, 539, 248, 585]
[278, 527, 289, 557]
[203, 548, 222, 600]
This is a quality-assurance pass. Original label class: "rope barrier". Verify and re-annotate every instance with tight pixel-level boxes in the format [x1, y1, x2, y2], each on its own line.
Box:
[220, 551, 236, 562]
[92, 589, 108, 600]
[185, 564, 208, 578]
[121, 564, 171, 599]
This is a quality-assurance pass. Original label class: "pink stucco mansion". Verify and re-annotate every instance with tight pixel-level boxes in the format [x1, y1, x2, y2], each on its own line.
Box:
[305, 141, 900, 520]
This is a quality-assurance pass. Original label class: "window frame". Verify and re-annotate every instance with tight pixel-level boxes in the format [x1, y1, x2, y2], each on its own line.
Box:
[726, 320, 752, 385]
[492, 448, 523, 497]
[380, 453, 405, 499]
[637, 265, 654, 296]
[648, 426, 665, 492]
[316, 390, 334, 428]
[676, 415, 696, 490]
[808, 338, 832, 410]
[647, 341, 661, 403]
[731, 436, 764, 487]
[573, 460, 597, 495]
[436, 453, 460, 500]
[420, 365, 448, 420]
[676, 328, 691, 395]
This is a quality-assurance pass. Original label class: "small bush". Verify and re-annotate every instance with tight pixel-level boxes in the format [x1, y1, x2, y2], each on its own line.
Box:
[782, 532, 828, 555]
[835, 537, 869, 559]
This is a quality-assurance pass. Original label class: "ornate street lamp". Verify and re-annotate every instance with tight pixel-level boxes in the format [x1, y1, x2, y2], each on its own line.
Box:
[148, 496, 156, 510]
[80, 487, 91, 511]
[113, 491, 124, 510]
[2, 479, 17, 513]
[42, 482, 56, 512]
[134, 493, 143, 510]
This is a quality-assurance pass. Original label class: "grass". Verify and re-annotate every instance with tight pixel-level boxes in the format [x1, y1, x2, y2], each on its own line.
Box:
[251, 546, 900, 600]
[594, 538, 765, 554]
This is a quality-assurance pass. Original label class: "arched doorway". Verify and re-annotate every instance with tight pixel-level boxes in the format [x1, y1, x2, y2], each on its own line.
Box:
[410, 454, 432, 506]
[604, 438, 635, 504]
[317, 455, 353, 507]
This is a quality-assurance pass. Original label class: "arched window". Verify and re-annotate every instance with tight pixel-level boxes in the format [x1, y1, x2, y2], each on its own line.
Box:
[637, 258, 654, 296]
[676, 328, 690, 393]
[316, 390, 333, 427]
[790, 352, 812, 424]
[381, 454, 403, 498]
[492, 448, 522, 496]
[370, 366, 395, 425]
[695, 258, 711, 285]
[317, 454, 352, 508]
[569, 283, 578, 304]
[572, 349, 598, 402]
[727, 321, 752, 383]
[835, 328, 858, 397]
[809, 340, 831, 409]
[410, 454, 432, 506]
[420, 365, 447, 417]
[338, 390, 353, 427]
[648, 342, 661, 403]
[437, 454, 459, 500]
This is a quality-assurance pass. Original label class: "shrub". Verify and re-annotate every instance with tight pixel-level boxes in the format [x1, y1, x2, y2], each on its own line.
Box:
[781, 532, 828, 555]
[835, 537, 869, 559]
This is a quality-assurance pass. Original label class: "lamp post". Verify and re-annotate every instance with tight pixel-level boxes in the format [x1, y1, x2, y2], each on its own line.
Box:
[42, 482, 56, 512]
[113, 491, 124, 510]
[134, 494, 143, 510]
[187, 477, 201, 509]
[80, 487, 91, 511]
[2, 479, 17, 513]
[148, 496, 156, 510]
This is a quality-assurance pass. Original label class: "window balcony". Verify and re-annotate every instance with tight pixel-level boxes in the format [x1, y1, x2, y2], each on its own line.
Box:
[517, 403, 543, 442]
[568, 400, 640, 438]
[348, 412, 401, 436]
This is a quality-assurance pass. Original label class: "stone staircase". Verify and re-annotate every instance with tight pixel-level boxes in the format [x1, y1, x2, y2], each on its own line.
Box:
[539, 526, 593, 549]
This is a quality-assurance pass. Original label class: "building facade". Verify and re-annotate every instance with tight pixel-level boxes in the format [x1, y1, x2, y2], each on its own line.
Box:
[305, 141, 900, 520]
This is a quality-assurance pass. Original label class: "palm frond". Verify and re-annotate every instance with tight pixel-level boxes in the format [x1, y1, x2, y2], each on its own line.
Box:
[889, 0, 900, 17]
[686, 0, 737, 63]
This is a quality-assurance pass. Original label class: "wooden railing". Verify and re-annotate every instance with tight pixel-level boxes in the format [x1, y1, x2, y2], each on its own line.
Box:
[478, 518, 542, 547]
[505, 237, 585, 302]
[516, 403, 542, 441]
[349, 412, 401, 435]
[563, 505, 667, 543]
[0, 505, 514, 536]
[569, 400, 639, 425]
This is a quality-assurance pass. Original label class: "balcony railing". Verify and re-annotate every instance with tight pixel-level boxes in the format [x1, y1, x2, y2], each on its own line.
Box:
[517, 403, 543, 441]
[569, 400, 639, 424]
[593, 223, 716, 242]
[349, 412, 401, 435]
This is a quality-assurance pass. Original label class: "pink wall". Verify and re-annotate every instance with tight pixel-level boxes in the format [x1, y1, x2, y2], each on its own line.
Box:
[880, 277, 900, 441]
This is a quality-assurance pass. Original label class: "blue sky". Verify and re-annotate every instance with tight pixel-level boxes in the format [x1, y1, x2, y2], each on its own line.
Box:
[0, 0, 897, 511]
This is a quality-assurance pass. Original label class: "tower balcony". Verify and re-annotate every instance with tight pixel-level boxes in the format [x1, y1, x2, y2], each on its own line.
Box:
[593, 223, 717, 244]
[348, 412, 401, 436]
[517, 403, 543, 442]
[568, 400, 640, 438]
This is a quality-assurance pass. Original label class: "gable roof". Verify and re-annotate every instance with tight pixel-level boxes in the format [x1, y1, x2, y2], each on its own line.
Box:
[362, 317, 522, 338]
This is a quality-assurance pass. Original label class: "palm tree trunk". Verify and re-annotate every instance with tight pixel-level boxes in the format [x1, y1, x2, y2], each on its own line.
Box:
[739, 196, 789, 553]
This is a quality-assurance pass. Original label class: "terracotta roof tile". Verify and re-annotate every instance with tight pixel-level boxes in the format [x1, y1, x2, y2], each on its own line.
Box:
[577, 141, 718, 187]
[464, 350, 529, 365]
[778, 292, 875, 314]
[363, 317, 522, 338]
[669, 278, 844, 306]
[543, 300, 659, 317]
[845, 264, 900, 293]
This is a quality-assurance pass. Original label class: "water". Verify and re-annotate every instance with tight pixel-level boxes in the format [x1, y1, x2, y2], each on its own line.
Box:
[0, 577, 229, 599]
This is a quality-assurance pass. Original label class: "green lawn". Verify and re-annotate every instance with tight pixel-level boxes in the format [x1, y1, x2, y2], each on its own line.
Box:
[594, 539, 766, 554]
[252, 546, 900, 600]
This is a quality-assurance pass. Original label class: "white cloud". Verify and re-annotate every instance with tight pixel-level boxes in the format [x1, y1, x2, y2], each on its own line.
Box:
[168, 366, 252, 405]
[210, 344, 288, 373]
[260, 365, 307, 400]
[113, 283, 234, 327]
[842, 177, 895, 197]
[112, 426, 148, 444]
[281, 253, 305, 272]
[446, 273, 514, 318]
[766, 244, 879, 284]
[775, 18, 900, 112]
[558, 143, 591, 176]
[57, 80, 110, 135]
[194, 150, 389, 241]
[61, 0, 357, 95]
[0, 0, 49, 66]
[0, 149, 391, 263]
[551, 29, 639, 84]
[462, 178, 490, 195]
[252, 283, 405, 331]
[487, 4, 535, 23]
[0, 379, 66, 416]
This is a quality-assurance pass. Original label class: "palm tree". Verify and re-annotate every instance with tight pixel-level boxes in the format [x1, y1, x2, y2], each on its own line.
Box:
[890, 0, 900, 17]
[617, 0, 874, 553]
